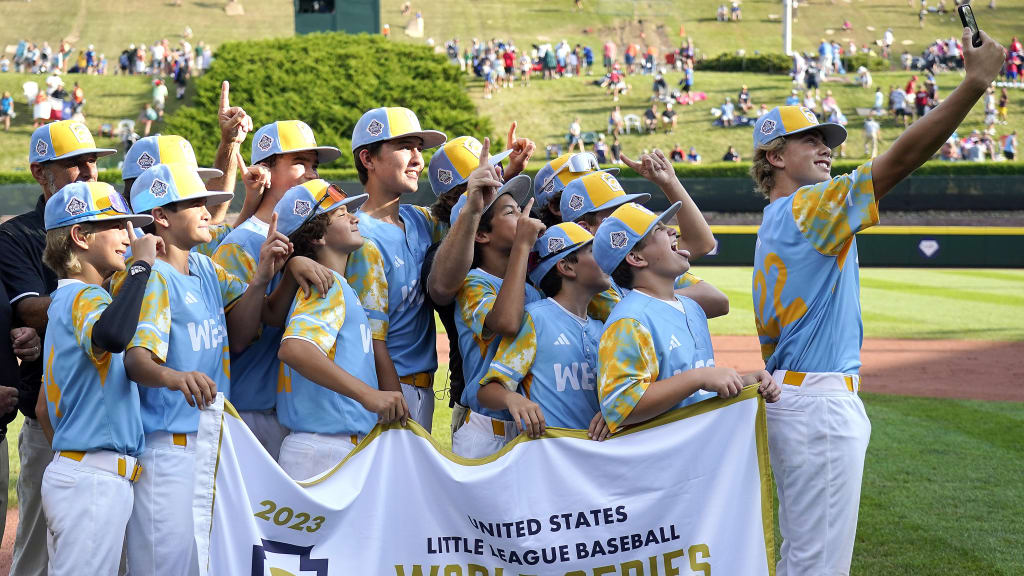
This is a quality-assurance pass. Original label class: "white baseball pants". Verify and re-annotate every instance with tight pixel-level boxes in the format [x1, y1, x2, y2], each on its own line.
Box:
[278, 432, 361, 481]
[451, 411, 518, 459]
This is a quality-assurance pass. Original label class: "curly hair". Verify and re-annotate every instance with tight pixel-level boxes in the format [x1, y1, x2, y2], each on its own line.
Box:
[291, 211, 333, 260]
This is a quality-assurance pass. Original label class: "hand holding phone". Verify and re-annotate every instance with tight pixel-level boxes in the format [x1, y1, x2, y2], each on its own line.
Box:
[958, 4, 982, 48]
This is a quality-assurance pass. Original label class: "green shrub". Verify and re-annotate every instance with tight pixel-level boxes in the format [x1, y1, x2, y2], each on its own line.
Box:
[163, 33, 490, 167]
[696, 53, 793, 74]
[844, 53, 892, 72]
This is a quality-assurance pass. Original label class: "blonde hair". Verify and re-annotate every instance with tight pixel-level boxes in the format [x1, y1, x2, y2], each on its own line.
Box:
[750, 136, 787, 199]
[43, 223, 97, 279]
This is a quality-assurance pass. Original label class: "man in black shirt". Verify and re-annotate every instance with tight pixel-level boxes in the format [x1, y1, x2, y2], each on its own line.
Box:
[0, 119, 114, 576]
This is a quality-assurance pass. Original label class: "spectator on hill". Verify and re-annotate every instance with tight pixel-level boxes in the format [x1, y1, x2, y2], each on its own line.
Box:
[828, 106, 849, 157]
[756, 103, 770, 117]
[722, 145, 741, 162]
[644, 103, 658, 133]
[738, 85, 753, 113]
[731, 1, 743, 20]
[686, 146, 701, 164]
[138, 103, 158, 136]
[864, 112, 881, 158]
[939, 139, 960, 161]
[594, 133, 609, 163]
[152, 78, 168, 118]
[717, 4, 728, 21]
[502, 49, 516, 87]
[71, 81, 85, 115]
[603, 40, 616, 70]
[998, 88, 1009, 123]
[1002, 130, 1016, 160]
[567, 50, 579, 77]
[661, 102, 678, 133]
[802, 90, 818, 119]
[821, 89, 837, 117]
[610, 136, 622, 163]
[625, 43, 638, 74]
[1, 92, 13, 131]
[915, 84, 930, 119]
[582, 45, 594, 75]
[32, 92, 50, 128]
[785, 89, 800, 106]
[857, 66, 873, 88]
[873, 86, 885, 113]
[670, 143, 685, 162]
[609, 105, 625, 135]
[679, 60, 694, 104]
[890, 85, 910, 127]
[569, 116, 584, 152]
[544, 47, 557, 79]
[652, 73, 668, 100]
[805, 59, 820, 98]
[720, 97, 736, 127]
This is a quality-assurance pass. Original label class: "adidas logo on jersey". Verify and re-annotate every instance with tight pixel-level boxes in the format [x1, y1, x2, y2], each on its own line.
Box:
[393, 256, 404, 268]
[668, 335, 682, 350]
[554, 333, 570, 346]
[184, 292, 199, 305]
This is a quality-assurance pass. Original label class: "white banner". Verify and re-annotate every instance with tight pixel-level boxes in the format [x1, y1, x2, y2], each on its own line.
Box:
[193, 388, 775, 576]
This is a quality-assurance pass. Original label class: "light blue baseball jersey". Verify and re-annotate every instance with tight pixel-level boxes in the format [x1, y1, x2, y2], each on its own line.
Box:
[752, 162, 878, 374]
[484, 298, 602, 429]
[345, 205, 446, 377]
[277, 271, 378, 435]
[43, 281, 145, 455]
[456, 268, 543, 420]
[212, 217, 282, 411]
[128, 253, 247, 434]
[598, 290, 716, 433]
[587, 273, 702, 322]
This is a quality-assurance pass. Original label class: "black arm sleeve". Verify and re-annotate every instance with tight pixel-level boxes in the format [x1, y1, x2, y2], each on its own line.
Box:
[91, 262, 151, 354]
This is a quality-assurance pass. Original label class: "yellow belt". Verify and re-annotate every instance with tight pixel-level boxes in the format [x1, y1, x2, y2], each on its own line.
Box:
[58, 451, 143, 483]
[399, 372, 432, 389]
[781, 371, 857, 392]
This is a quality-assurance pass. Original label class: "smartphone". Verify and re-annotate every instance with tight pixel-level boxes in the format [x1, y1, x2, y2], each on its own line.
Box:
[958, 4, 983, 48]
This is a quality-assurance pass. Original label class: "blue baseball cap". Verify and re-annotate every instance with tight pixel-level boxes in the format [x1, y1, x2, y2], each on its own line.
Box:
[30, 120, 116, 164]
[593, 201, 681, 275]
[274, 179, 368, 237]
[130, 163, 234, 214]
[560, 171, 650, 224]
[351, 107, 446, 151]
[44, 182, 152, 230]
[534, 152, 618, 210]
[428, 136, 512, 197]
[250, 120, 342, 166]
[528, 222, 594, 287]
[753, 106, 847, 150]
[123, 135, 222, 181]
[449, 174, 532, 228]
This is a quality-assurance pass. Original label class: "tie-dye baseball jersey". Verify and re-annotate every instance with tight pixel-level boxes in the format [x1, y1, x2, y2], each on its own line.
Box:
[127, 253, 247, 434]
[456, 268, 543, 420]
[212, 216, 283, 412]
[345, 204, 446, 377]
[277, 270, 378, 436]
[587, 273, 702, 322]
[598, 290, 716, 433]
[195, 222, 232, 258]
[44, 280, 145, 455]
[752, 162, 878, 374]
[484, 298, 602, 429]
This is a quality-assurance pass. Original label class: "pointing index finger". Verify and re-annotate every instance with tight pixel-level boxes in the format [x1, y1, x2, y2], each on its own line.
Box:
[126, 220, 137, 241]
[267, 211, 278, 238]
[235, 150, 248, 176]
[507, 121, 518, 151]
[219, 81, 230, 113]
[478, 137, 491, 168]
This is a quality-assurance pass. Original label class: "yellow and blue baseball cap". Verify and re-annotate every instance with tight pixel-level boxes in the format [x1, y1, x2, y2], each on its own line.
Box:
[351, 107, 446, 151]
[534, 152, 619, 210]
[29, 120, 116, 164]
[428, 136, 512, 197]
[528, 222, 595, 287]
[560, 171, 650, 224]
[251, 120, 342, 166]
[274, 179, 368, 237]
[130, 163, 234, 214]
[449, 174, 532, 228]
[44, 182, 152, 230]
[123, 135, 222, 181]
[753, 106, 847, 150]
[593, 201, 681, 275]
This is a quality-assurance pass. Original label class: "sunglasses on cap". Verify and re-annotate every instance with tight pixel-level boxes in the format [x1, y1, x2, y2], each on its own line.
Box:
[542, 152, 600, 190]
[51, 193, 132, 228]
[290, 183, 348, 238]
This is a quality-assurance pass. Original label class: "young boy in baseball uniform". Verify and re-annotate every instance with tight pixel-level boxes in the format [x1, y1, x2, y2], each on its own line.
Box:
[594, 202, 779, 434]
[39, 182, 158, 575]
[532, 151, 619, 227]
[274, 181, 409, 480]
[450, 174, 544, 458]
[122, 163, 290, 576]
[478, 223, 611, 441]
[750, 28, 1005, 576]
[213, 120, 341, 458]
[347, 107, 447, 431]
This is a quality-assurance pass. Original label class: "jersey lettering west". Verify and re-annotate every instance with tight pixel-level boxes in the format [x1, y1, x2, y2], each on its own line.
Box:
[128, 253, 246, 434]
[484, 299, 602, 429]
[44, 281, 145, 455]
[455, 268, 542, 420]
[277, 271, 378, 436]
[598, 291, 715, 433]
[213, 217, 283, 411]
[752, 162, 878, 374]
[345, 205, 446, 377]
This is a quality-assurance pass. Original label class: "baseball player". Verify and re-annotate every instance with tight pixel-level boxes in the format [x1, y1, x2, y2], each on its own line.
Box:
[478, 223, 611, 441]
[558, 165, 728, 322]
[450, 174, 545, 458]
[532, 151, 619, 227]
[346, 107, 447, 431]
[274, 182, 409, 480]
[122, 163, 290, 575]
[750, 29, 1005, 576]
[593, 202, 778, 434]
[38, 182, 158, 575]
[213, 120, 341, 457]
